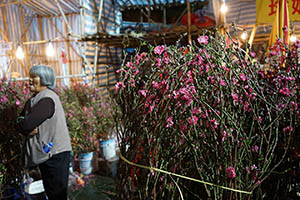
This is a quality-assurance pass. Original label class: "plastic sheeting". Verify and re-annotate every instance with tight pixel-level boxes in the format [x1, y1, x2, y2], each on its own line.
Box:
[0, 0, 122, 88]
[0, 1, 81, 80]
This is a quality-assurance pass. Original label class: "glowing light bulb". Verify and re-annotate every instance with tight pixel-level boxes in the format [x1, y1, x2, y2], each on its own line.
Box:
[290, 34, 297, 43]
[16, 46, 24, 59]
[220, 3, 228, 13]
[241, 31, 248, 40]
[46, 43, 55, 57]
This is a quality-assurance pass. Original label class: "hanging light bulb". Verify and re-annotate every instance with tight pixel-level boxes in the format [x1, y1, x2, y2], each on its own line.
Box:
[220, 3, 228, 14]
[290, 33, 297, 43]
[46, 42, 55, 57]
[16, 45, 24, 59]
[241, 31, 248, 41]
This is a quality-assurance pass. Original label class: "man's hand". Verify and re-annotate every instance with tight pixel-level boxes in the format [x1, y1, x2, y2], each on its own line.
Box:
[29, 128, 38, 136]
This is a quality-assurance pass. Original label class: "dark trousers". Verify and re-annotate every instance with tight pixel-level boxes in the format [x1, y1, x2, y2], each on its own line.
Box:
[39, 151, 70, 200]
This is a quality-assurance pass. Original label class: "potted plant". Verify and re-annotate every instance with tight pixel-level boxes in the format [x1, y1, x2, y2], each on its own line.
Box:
[58, 84, 98, 175]
[58, 84, 121, 173]
[95, 97, 120, 161]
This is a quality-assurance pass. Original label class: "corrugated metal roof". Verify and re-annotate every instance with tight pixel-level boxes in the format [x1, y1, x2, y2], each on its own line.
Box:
[0, 0, 206, 16]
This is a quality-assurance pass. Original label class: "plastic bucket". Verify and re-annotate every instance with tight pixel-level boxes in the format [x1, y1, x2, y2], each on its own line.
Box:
[78, 152, 94, 175]
[100, 139, 116, 160]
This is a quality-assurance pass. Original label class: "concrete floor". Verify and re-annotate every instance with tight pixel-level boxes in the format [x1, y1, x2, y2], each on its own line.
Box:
[68, 156, 118, 200]
[68, 175, 116, 200]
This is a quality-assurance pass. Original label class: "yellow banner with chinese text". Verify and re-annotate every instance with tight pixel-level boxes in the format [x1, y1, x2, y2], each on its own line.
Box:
[256, 0, 300, 23]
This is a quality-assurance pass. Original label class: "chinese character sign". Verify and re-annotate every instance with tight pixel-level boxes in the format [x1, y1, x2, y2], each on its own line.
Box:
[269, 0, 290, 46]
[257, 0, 300, 23]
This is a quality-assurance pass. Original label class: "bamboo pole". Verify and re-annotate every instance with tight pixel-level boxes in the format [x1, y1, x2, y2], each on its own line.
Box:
[68, 33, 81, 38]
[37, 12, 79, 19]
[248, 25, 257, 49]
[79, 0, 87, 83]
[64, 22, 73, 83]
[16, 59, 28, 77]
[23, 39, 57, 45]
[1, 7, 9, 42]
[106, 47, 116, 91]
[147, 0, 151, 28]
[0, 28, 9, 43]
[54, 0, 93, 78]
[163, 7, 166, 25]
[97, 0, 104, 48]
[48, 19, 81, 58]
[13, 73, 88, 81]
[78, 0, 93, 81]
[79, 0, 85, 37]
[29, 1, 53, 16]
[53, 0, 72, 32]
[186, 0, 192, 44]
[218, 0, 226, 35]
[58, 0, 76, 12]
[4, 60, 13, 78]
[20, 14, 34, 43]
[175, 8, 187, 26]
[1, 6, 13, 76]
[38, 16, 47, 64]
[93, 0, 104, 85]
[106, 48, 111, 90]
[20, 6, 30, 75]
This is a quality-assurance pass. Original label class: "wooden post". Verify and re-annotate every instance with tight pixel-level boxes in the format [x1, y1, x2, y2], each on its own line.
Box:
[38, 16, 47, 64]
[186, 0, 192, 44]
[20, 6, 30, 75]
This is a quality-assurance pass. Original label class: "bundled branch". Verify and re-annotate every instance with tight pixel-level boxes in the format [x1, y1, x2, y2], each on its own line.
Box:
[115, 31, 300, 199]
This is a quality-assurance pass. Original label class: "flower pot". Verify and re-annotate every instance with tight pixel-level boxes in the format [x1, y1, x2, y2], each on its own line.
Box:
[78, 152, 94, 175]
[99, 139, 116, 160]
